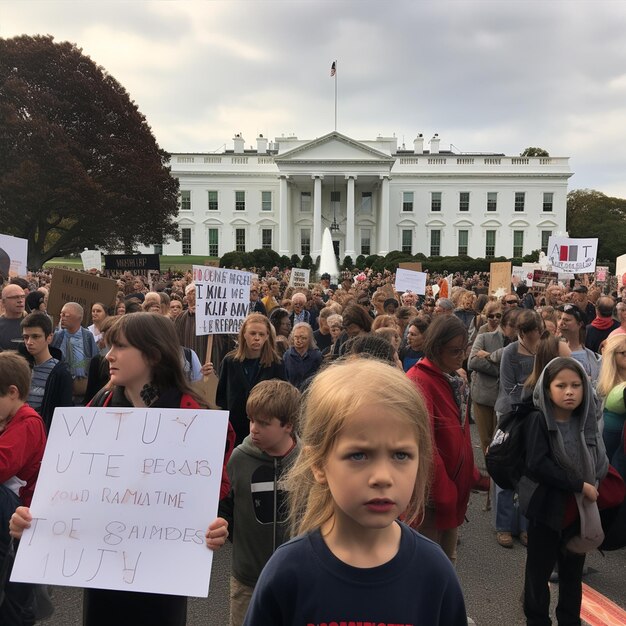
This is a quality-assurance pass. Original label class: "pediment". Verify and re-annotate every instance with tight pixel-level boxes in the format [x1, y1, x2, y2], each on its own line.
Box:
[275, 132, 395, 164]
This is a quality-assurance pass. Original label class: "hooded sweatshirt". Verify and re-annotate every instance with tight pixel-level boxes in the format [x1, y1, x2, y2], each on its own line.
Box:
[518, 357, 608, 531]
[219, 433, 301, 587]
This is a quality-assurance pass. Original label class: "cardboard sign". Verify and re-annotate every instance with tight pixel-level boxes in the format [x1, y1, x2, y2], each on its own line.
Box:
[546, 236, 598, 274]
[489, 261, 512, 296]
[394, 268, 427, 295]
[532, 269, 559, 287]
[288, 268, 310, 289]
[398, 262, 423, 273]
[192, 266, 252, 335]
[595, 266, 609, 283]
[11, 407, 229, 597]
[104, 255, 160, 272]
[0, 233, 28, 278]
[81, 250, 102, 272]
[47, 269, 118, 327]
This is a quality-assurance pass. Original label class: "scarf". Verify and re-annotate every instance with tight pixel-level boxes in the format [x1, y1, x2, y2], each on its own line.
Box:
[591, 316, 615, 330]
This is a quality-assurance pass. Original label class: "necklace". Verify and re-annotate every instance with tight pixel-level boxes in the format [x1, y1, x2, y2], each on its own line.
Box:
[519, 340, 536, 356]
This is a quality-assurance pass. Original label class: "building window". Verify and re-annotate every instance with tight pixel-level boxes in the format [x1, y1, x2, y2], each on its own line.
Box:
[300, 229, 311, 256]
[208, 229, 219, 257]
[431, 192, 442, 212]
[543, 192, 554, 212]
[361, 229, 371, 256]
[235, 228, 246, 252]
[153, 244, 163, 255]
[458, 230, 468, 256]
[515, 192, 525, 212]
[541, 230, 552, 254]
[361, 191, 372, 214]
[485, 230, 496, 258]
[180, 190, 191, 211]
[261, 191, 272, 211]
[403, 192, 414, 212]
[300, 192, 311, 212]
[181, 228, 191, 255]
[401, 229, 412, 254]
[430, 230, 441, 256]
[208, 190, 218, 211]
[513, 230, 524, 257]
[235, 190, 246, 211]
[487, 192, 497, 212]
[459, 192, 469, 212]
[261, 228, 272, 249]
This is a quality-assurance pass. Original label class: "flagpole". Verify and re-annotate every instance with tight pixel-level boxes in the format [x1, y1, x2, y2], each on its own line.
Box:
[334, 61, 337, 131]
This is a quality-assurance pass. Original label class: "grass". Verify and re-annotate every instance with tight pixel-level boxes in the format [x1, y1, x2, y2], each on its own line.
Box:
[44, 255, 219, 272]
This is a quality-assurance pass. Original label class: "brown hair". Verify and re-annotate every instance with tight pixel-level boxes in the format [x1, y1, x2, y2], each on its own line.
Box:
[246, 380, 301, 428]
[230, 313, 281, 367]
[0, 351, 31, 400]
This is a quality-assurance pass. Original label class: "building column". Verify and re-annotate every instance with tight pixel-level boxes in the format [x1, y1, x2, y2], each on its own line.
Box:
[378, 174, 390, 255]
[278, 175, 290, 255]
[312, 174, 323, 259]
[345, 175, 356, 259]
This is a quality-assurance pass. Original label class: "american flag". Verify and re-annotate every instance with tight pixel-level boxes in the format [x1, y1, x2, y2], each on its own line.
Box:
[330, 61, 336, 77]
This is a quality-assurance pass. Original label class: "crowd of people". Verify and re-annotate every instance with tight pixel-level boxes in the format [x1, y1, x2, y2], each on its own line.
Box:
[0, 263, 625, 625]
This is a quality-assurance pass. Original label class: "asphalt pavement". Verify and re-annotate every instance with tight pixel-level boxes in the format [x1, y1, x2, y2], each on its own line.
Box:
[36, 422, 626, 625]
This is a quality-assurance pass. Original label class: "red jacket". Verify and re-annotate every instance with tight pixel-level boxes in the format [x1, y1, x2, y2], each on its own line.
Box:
[407, 358, 486, 529]
[0, 403, 47, 506]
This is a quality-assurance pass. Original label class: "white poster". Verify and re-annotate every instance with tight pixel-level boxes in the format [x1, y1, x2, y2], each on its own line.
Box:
[546, 236, 598, 274]
[616, 254, 626, 288]
[11, 407, 229, 597]
[511, 266, 527, 288]
[192, 265, 252, 335]
[81, 250, 102, 272]
[288, 268, 310, 289]
[0, 233, 28, 278]
[394, 269, 427, 295]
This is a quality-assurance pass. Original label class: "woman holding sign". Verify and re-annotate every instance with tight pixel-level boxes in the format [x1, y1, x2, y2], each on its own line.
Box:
[217, 313, 286, 445]
[10, 313, 234, 626]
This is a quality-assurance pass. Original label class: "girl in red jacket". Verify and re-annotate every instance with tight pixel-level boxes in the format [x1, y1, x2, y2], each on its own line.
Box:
[407, 315, 489, 562]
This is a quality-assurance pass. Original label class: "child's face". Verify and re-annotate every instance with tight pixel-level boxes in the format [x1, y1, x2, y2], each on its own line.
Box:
[248, 414, 293, 456]
[22, 326, 51, 359]
[548, 368, 583, 419]
[243, 322, 269, 354]
[313, 404, 419, 534]
[106, 332, 152, 390]
[0, 386, 23, 424]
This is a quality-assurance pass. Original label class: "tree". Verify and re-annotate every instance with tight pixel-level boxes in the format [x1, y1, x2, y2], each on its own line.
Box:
[567, 189, 626, 262]
[0, 35, 180, 267]
[520, 147, 549, 157]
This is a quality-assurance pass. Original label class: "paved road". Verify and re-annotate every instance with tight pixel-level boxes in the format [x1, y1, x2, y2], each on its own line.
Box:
[38, 423, 626, 625]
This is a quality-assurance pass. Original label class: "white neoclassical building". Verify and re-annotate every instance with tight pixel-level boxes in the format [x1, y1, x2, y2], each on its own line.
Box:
[153, 131, 571, 261]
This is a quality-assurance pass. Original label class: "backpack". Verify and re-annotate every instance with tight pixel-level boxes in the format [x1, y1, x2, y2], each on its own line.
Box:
[485, 403, 532, 490]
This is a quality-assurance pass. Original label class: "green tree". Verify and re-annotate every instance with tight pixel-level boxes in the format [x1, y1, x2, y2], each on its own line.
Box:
[567, 189, 626, 261]
[520, 147, 550, 157]
[0, 35, 180, 267]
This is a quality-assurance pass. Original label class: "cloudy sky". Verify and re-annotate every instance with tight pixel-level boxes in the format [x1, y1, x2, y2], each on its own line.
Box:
[2, 0, 626, 197]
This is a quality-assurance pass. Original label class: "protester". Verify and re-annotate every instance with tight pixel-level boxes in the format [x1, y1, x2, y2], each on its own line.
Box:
[87, 302, 109, 345]
[585, 296, 619, 354]
[557, 304, 600, 383]
[0, 284, 26, 351]
[283, 323, 322, 391]
[399, 316, 429, 372]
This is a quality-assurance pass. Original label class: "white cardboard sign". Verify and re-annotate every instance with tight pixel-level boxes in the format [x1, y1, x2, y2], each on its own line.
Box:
[11, 407, 229, 597]
[80, 250, 102, 272]
[192, 265, 252, 335]
[546, 236, 598, 274]
[394, 268, 427, 295]
[288, 268, 310, 289]
[0, 233, 28, 278]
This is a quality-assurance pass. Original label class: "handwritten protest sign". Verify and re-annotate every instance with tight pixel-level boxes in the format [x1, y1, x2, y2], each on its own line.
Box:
[192, 265, 252, 335]
[0, 233, 28, 278]
[288, 268, 310, 289]
[47, 269, 118, 327]
[104, 254, 160, 272]
[81, 250, 102, 272]
[11, 407, 229, 597]
[489, 261, 512, 296]
[395, 268, 427, 295]
[546, 236, 598, 274]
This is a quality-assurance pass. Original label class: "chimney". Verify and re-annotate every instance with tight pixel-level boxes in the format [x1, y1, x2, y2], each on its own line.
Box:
[430, 133, 440, 154]
[233, 133, 245, 153]
[413, 133, 424, 154]
[256, 134, 268, 154]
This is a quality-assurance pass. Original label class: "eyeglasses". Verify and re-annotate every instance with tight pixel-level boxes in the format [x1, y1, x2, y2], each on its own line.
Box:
[487, 313, 502, 319]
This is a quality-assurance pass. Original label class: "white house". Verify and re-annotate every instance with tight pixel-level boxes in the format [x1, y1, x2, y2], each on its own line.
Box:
[153, 131, 571, 260]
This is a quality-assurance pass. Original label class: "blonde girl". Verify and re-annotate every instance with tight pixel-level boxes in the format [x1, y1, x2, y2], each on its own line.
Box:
[243, 358, 468, 626]
[597, 334, 626, 478]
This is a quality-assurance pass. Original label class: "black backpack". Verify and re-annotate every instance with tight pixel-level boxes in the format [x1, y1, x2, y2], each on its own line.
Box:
[485, 403, 533, 490]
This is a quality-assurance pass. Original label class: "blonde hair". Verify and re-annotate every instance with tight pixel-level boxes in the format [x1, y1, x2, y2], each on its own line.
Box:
[597, 334, 626, 397]
[286, 359, 432, 537]
[230, 313, 281, 367]
[370, 314, 400, 332]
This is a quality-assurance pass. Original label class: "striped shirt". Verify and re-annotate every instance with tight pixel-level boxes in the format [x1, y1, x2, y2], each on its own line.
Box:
[27, 357, 58, 412]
